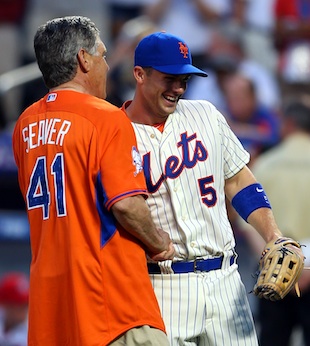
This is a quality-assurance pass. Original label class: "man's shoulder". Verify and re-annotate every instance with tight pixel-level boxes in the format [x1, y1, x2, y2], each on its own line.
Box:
[178, 98, 214, 106]
[77, 94, 121, 113]
[56, 92, 127, 122]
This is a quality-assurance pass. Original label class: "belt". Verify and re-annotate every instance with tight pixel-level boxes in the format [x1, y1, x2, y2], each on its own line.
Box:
[147, 255, 235, 274]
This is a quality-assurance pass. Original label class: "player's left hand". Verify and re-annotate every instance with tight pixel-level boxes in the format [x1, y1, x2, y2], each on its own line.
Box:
[253, 237, 305, 300]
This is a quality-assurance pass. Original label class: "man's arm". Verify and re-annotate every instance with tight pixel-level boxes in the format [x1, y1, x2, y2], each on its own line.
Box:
[111, 195, 175, 260]
[225, 165, 282, 243]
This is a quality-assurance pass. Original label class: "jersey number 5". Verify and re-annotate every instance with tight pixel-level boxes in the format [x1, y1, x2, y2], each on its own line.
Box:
[198, 175, 217, 207]
[26, 154, 67, 220]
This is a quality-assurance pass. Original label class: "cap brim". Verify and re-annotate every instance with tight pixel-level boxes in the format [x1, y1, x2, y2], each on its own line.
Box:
[153, 64, 208, 77]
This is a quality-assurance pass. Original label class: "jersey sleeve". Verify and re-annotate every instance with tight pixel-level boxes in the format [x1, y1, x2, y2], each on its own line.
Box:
[216, 109, 250, 179]
[98, 109, 147, 210]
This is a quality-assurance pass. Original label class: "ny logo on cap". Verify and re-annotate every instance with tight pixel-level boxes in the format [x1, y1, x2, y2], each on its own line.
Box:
[178, 42, 188, 58]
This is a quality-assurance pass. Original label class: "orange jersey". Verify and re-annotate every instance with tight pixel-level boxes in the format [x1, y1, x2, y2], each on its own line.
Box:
[12, 90, 165, 346]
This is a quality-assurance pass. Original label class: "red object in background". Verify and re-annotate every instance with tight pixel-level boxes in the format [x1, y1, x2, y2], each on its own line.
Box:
[0, 0, 28, 23]
[0, 272, 29, 305]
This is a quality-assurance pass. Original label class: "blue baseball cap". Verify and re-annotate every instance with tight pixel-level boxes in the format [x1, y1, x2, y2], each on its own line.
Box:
[134, 32, 208, 77]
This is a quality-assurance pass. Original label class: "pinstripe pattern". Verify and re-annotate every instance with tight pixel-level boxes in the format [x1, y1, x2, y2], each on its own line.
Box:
[150, 265, 257, 346]
[132, 100, 250, 259]
[131, 99, 258, 345]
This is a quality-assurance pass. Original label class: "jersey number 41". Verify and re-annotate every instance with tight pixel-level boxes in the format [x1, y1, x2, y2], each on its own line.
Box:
[26, 153, 66, 219]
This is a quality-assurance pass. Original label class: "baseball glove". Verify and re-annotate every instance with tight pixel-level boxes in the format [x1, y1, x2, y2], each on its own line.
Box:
[253, 237, 305, 301]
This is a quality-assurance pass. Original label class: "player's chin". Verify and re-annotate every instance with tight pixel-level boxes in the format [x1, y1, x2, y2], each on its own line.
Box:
[161, 99, 178, 114]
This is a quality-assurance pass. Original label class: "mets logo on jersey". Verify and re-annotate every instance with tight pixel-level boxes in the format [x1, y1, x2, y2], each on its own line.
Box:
[132, 146, 143, 176]
[178, 42, 189, 58]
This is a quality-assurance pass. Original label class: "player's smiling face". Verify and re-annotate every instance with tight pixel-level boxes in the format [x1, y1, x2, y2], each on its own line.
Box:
[142, 68, 190, 120]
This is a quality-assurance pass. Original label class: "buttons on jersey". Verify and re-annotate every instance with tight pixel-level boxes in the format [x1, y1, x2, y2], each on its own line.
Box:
[190, 241, 197, 248]
[150, 134, 155, 139]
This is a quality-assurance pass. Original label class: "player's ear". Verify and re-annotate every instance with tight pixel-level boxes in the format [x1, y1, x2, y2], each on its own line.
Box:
[77, 48, 91, 73]
[133, 66, 145, 84]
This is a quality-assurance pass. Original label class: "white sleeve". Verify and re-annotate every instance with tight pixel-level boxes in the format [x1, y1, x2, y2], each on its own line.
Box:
[216, 108, 250, 179]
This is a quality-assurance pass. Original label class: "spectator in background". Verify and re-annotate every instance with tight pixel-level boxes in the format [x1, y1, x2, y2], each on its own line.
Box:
[0, 272, 29, 346]
[0, 0, 28, 128]
[184, 26, 238, 110]
[273, 0, 310, 91]
[221, 73, 281, 164]
[241, 96, 310, 346]
[106, 15, 157, 106]
[22, 0, 108, 62]
[185, 25, 281, 112]
[105, 0, 153, 41]
[237, 0, 278, 73]
[143, 0, 233, 69]
[217, 70, 280, 280]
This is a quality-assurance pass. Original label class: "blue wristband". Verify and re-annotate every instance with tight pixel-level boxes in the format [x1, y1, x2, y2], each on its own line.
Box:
[231, 183, 271, 222]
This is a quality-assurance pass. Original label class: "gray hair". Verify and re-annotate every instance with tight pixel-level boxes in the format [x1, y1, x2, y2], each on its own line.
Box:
[34, 16, 100, 89]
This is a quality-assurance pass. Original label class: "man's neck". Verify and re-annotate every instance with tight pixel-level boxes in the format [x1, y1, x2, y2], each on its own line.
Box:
[125, 99, 168, 126]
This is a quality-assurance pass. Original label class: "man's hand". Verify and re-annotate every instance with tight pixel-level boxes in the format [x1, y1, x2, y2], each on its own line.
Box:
[148, 229, 175, 262]
[112, 196, 175, 255]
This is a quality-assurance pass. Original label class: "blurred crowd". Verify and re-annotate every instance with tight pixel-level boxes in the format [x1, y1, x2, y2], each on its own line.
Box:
[0, 0, 310, 345]
[0, 0, 309, 135]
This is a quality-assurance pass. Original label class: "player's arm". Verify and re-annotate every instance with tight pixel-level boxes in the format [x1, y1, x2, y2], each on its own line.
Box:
[224, 165, 282, 243]
[111, 195, 175, 261]
[226, 166, 305, 301]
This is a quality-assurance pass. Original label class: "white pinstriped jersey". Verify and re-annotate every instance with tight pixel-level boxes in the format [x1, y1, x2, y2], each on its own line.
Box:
[129, 99, 259, 346]
[131, 99, 250, 261]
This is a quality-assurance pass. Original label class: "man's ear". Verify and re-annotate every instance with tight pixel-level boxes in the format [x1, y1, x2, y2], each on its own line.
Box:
[77, 49, 90, 73]
[133, 66, 145, 83]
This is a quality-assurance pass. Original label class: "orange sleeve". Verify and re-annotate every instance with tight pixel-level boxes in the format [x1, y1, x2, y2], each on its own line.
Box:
[98, 109, 147, 210]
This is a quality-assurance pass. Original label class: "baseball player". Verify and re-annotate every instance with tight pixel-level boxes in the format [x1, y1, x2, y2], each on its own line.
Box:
[122, 32, 288, 345]
[12, 17, 174, 346]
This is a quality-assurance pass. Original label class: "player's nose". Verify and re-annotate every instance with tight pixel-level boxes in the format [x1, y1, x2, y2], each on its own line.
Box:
[172, 80, 186, 93]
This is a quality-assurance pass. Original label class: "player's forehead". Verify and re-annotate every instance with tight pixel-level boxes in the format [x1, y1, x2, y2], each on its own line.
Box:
[96, 40, 106, 54]
[156, 70, 191, 81]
